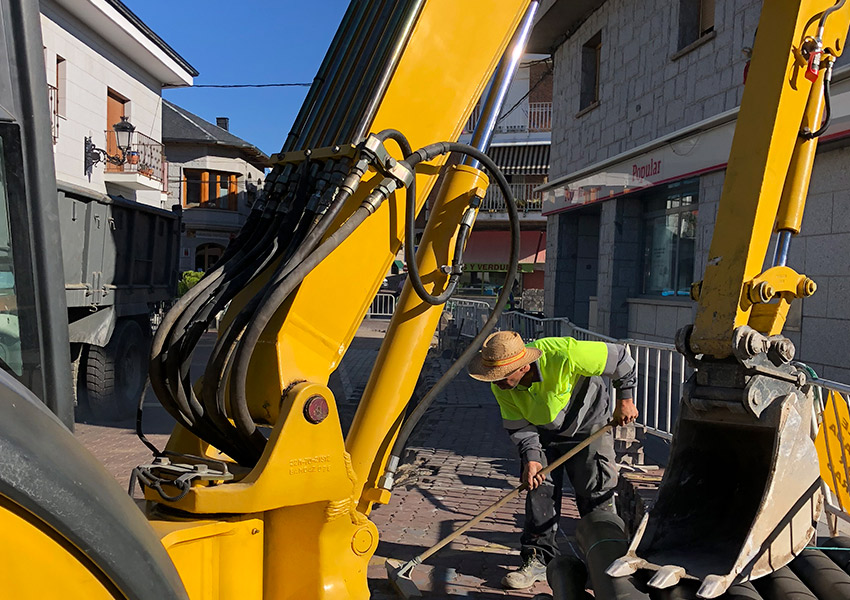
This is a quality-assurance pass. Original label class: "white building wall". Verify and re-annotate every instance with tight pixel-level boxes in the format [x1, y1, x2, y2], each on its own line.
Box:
[40, 0, 165, 206]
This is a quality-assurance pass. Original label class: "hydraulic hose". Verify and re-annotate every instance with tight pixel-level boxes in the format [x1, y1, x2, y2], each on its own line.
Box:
[381, 141, 521, 488]
[200, 155, 374, 463]
[156, 175, 304, 426]
[228, 201, 379, 438]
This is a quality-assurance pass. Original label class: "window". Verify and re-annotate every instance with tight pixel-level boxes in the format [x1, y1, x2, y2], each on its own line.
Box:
[679, 0, 715, 50]
[0, 122, 46, 387]
[55, 56, 66, 117]
[641, 178, 698, 297]
[106, 89, 128, 173]
[183, 169, 238, 210]
[580, 31, 602, 111]
[196, 243, 225, 272]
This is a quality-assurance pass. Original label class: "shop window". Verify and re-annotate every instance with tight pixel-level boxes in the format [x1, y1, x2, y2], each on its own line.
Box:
[679, 0, 714, 50]
[183, 169, 238, 210]
[641, 178, 698, 297]
[55, 56, 66, 117]
[580, 31, 602, 110]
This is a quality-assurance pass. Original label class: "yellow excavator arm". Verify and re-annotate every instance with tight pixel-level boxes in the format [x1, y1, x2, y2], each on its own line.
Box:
[140, 1, 536, 598]
[607, 1, 850, 597]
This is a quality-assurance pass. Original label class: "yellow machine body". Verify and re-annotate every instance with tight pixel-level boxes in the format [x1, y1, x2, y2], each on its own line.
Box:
[0, 497, 118, 599]
[137, 2, 526, 598]
[691, 0, 849, 358]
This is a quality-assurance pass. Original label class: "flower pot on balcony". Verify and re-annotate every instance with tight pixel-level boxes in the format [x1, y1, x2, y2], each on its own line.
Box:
[138, 164, 153, 178]
[126, 151, 139, 165]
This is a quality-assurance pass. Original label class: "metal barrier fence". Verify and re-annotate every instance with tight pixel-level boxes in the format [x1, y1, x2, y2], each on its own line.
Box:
[366, 292, 397, 318]
[442, 303, 685, 439]
[626, 339, 688, 441]
[809, 376, 850, 535]
[444, 303, 850, 527]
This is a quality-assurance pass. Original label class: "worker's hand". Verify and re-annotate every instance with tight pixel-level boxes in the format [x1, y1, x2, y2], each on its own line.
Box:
[523, 460, 545, 489]
[613, 397, 639, 426]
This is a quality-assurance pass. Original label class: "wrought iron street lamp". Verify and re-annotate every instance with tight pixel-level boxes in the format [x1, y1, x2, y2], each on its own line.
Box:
[84, 116, 136, 179]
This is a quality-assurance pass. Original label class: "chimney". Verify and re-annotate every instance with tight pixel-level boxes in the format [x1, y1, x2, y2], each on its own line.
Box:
[216, 117, 229, 131]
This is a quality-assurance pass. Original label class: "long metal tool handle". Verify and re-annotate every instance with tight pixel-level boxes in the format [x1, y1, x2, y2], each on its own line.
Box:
[416, 423, 614, 564]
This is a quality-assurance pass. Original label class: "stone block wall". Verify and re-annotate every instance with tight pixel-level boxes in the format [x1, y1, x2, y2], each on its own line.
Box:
[549, 0, 762, 179]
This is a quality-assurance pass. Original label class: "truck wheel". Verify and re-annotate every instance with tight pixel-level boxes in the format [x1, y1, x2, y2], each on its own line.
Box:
[85, 319, 148, 421]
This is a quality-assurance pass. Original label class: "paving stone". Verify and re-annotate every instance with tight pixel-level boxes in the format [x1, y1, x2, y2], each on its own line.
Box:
[77, 323, 638, 599]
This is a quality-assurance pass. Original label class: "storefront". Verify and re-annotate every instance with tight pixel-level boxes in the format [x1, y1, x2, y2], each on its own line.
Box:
[458, 230, 546, 298]
[539, 68, 850, 343]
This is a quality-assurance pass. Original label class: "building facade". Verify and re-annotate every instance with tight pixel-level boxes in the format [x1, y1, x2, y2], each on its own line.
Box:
[40, 0, 196, 207]
[457, 55, 552, 308]
[533, 0, 850, 381]
[162, 101, 268, 273]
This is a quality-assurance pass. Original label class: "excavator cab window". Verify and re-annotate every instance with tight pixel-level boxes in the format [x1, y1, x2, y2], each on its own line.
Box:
[0, 122, 45, 394]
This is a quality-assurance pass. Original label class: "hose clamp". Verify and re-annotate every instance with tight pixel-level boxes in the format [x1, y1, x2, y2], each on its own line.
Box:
[359, 134, 415, 189]
[440, 264, 464, 275]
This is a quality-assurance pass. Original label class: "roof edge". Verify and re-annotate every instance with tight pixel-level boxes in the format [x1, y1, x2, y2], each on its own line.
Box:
[103, 0, 198, 77]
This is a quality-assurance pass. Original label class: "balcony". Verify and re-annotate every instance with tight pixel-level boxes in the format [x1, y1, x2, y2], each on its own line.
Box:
[463, 101, 552, 134]
[482, 182, 542, 213]
[47, 83, 59, 143]
[104, 130, 165, 191]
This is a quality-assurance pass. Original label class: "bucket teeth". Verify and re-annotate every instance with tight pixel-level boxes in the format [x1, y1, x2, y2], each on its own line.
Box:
[647, 565, 686, 589]
[605, 556, 640, 578]
[606, 388, 822, 600]
[697, 575, 729, 599]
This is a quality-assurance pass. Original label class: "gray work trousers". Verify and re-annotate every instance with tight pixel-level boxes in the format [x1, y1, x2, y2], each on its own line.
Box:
[519, 421, 618, 564]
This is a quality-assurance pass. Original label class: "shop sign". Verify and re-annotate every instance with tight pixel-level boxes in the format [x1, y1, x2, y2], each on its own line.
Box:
[466, 263, 536, 273]
[541, 120, 736, 215]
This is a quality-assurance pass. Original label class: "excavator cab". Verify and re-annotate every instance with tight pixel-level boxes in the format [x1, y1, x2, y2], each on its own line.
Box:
[608, 1, 850, 597]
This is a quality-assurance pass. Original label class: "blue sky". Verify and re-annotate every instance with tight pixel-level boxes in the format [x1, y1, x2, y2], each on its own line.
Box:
[124, 1, 350, 157]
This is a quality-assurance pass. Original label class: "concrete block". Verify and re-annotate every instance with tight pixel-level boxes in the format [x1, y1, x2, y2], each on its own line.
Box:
[635, 303, 657, 336]
[811, 148, 850, 192]
[832, 191, 850, 234]
[806, 233, 850, 276]
[703, 93, 725, 120]
[800, 192, 833, 236]
[821, 364, 850, 385]
[826, 277, 850, 320]
[654, 305, 679, 341]
[800, 280, 828, 319]
[799, 316, 850, 367]
[676, 303, 696, 331]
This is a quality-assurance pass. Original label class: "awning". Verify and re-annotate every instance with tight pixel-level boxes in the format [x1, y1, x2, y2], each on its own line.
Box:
[462, 230, 546, 271]
[488, 143, 550, 175]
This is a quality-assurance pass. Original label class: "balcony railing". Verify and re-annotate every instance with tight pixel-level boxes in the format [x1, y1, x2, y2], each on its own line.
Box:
[528, 102, 552, 132]
[105, 129, 165, 183]
[47, 83, 59, 143]
[463, 101, 552, 134]
[481, 182, 542, 213]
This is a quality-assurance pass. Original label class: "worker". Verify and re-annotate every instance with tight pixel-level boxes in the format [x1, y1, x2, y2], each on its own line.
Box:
[468, 330, 638, 590]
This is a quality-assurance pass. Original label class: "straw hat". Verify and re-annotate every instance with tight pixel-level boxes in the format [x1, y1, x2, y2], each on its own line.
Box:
[468, 331, 542, 382]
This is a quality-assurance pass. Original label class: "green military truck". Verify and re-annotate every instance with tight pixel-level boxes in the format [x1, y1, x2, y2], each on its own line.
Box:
[57, 183, 180, 421]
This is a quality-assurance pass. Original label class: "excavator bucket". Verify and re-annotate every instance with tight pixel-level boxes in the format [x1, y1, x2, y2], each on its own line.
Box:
[608, 385, 822, 599]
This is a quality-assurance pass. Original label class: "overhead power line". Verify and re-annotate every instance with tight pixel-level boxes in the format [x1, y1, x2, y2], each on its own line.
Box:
[179, 83, 313, 89]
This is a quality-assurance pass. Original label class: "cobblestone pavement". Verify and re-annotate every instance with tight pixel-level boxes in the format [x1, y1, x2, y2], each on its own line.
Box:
[75, 321, 582, 598]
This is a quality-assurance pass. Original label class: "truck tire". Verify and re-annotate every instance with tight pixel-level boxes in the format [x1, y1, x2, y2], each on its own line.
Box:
[85, 319, 149, 421]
